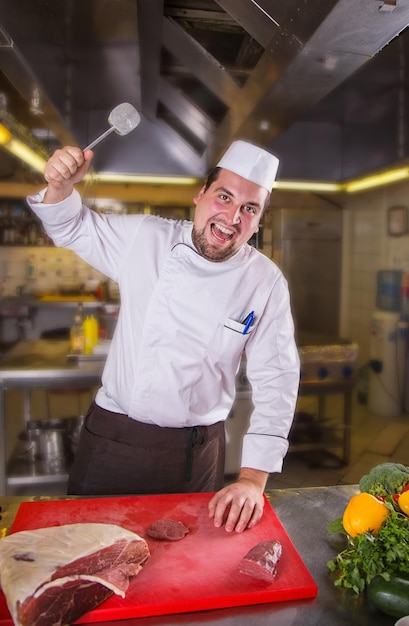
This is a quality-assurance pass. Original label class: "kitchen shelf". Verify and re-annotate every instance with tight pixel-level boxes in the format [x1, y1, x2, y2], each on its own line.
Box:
[0, 339, 105, 495]
[289, 429, 347, 468]
[0, 199, 51, 246]
[296, 378, 356, 465]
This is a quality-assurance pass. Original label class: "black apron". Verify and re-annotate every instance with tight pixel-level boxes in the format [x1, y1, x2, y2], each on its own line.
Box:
[67, 402, 226, 495]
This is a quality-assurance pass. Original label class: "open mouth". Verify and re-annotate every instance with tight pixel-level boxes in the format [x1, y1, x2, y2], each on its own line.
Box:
[211, 223, 235, 242]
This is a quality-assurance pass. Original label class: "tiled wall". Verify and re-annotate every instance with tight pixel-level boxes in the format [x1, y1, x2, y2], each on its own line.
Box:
[341, 181, 409, 365]
[0, 247, 110, 343]
[0, 246, 104, 298]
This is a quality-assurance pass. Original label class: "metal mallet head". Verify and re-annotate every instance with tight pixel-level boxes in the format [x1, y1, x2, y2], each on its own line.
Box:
[84, 102, 141, 151]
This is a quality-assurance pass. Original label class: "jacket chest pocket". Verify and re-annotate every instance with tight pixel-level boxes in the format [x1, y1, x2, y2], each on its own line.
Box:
[223, 317, 255, 336]
[206, 316, 253, 366]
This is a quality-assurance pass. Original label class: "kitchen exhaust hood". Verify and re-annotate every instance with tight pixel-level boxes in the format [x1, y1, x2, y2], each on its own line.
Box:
[0, 0, 409, 184]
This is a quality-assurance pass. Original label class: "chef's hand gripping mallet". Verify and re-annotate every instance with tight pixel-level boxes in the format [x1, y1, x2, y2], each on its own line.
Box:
[83, 102, 141, 151]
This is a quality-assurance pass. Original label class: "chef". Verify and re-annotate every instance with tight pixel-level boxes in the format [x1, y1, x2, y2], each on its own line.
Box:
[27, 139, 300, 534]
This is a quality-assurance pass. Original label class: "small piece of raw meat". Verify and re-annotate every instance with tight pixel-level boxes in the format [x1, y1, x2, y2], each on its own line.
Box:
[239, 539, 282, 582]
[147, 519, 189, 541]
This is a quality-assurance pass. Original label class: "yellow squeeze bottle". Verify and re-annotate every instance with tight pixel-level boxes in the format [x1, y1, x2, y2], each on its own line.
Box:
[83, 315, 99, 354]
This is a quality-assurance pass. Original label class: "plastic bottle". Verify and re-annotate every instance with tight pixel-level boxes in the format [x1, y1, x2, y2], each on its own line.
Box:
[26, 254, 36, 280]
[83, 315, 99, 354]
[91, 315, 99, 346]
[70, 313, 85, 354]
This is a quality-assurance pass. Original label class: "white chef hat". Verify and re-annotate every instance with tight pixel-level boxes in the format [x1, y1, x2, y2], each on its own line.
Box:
[216, 140, 279, 191]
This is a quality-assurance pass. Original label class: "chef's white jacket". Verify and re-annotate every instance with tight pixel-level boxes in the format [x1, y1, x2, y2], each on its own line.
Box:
[28, 189, 300, 473]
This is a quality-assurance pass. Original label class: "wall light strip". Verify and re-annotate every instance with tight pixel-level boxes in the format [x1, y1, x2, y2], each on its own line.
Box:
[90, 175, 344, 191]
[91, 170, 409, 193]
[5, 138, 47, 173]
[89, 172, 200, 185]
[343, 166, 409, 193]
[274, 180, 342, 193]
[2, 119, 409, 195]
[0, 123, 47, 173]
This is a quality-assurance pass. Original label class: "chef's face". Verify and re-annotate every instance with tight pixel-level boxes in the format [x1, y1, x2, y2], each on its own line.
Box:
[192, 168, 269, 262]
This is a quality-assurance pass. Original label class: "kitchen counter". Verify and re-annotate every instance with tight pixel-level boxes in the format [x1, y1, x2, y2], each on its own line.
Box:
[0, 295, 119, 310]
[0, 338, 356, 494]
[0, 339, 105, 495]
[0, 486, 396, 626]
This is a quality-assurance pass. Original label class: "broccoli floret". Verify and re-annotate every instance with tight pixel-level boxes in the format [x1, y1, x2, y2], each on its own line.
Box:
[359, 462, 409, 496]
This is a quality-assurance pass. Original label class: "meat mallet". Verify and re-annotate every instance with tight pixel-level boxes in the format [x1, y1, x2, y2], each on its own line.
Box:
[84, 102, 141, 151]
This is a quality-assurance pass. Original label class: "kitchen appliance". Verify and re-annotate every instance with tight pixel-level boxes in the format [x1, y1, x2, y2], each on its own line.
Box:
[297, 333, 358, 383]
[271, 207, 342, 336]
[16, 418, 69, 473]
[368, 311, 407, 417]
[226, 337, 358, 474]
[0, 493, 317, 623]
[376, 270, 402, 312]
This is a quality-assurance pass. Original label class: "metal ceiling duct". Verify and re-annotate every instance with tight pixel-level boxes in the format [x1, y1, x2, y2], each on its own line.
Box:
[0, 0, 408, 181]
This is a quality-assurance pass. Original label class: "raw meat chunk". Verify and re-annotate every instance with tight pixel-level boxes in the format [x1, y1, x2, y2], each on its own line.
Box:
[0, 523, 150, 626]
[239, 539, 282, 582]
[147, 518, 189, 541]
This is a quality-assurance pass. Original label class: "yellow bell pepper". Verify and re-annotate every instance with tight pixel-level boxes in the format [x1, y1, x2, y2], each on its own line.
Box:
[342, 492, 390, 537]
[398, 490, 409, 516]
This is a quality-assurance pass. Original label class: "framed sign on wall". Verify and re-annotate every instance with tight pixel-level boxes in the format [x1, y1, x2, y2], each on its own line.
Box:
[387, 205, 408, 236]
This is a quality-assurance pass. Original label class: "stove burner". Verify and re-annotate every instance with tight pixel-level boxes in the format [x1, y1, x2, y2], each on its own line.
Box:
[299, 342, 358, 383]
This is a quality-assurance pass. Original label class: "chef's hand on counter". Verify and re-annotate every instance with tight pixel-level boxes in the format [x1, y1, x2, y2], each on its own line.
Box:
[43, 147, 94, 204]
[208, 467, 268, 533]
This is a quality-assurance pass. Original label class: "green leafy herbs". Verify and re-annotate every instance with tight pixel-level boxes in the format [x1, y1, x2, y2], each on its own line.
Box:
[327, 508, 409, 595]
[327, 517, 344, 534]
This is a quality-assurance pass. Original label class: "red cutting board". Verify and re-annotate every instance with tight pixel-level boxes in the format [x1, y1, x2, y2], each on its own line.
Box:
[0, 493, 317, 623]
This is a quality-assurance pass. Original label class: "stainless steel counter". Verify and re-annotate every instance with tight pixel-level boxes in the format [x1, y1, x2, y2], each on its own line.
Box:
[0, 486, 396, 625]
[0, 339, 104, 495]
[0, 296, 119, 309]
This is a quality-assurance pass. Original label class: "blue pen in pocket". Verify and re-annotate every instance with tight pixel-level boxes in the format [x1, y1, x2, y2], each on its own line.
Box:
[242, 311, 255, 335]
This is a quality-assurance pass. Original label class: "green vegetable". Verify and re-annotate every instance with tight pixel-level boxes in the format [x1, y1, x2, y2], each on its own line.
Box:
[359, 462, 409, 497]
[327, 507, 409, 594]
[367, 573, 409, 618]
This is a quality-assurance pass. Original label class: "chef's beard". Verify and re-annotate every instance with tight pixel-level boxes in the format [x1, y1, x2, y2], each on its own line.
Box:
[192, 225, 237, 262]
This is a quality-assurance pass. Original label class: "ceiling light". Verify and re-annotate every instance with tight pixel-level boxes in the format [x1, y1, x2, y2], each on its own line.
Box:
[0, 123, 12, 144]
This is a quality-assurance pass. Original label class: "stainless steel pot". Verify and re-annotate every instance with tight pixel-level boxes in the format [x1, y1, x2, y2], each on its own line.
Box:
[37, 428, 66, 461]
[24, 418, 68, 465]
[19, 417, 81, 472]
